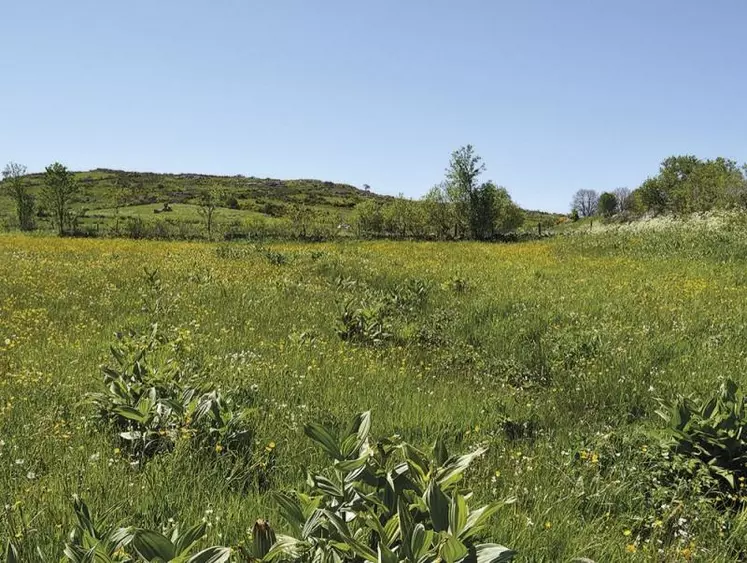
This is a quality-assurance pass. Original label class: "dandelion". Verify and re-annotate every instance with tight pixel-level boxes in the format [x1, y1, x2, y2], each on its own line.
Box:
[544, 521, 552, 530]
[623, 529, 632, 536]
[625, 544, 637, 553]
[215, 444, 224, 453]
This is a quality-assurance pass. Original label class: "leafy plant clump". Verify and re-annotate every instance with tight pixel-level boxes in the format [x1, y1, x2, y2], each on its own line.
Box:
[89, 325, 257, 462]
[7, 412, 515, 562]
[270, 411, 516, 563]
[657, 379, 747, 495]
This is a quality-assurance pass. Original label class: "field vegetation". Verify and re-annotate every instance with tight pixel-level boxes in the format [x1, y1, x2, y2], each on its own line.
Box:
[4, 222, 747, 560]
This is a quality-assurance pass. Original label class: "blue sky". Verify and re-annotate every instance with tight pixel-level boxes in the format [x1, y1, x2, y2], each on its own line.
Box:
[2, 1, 746, 212]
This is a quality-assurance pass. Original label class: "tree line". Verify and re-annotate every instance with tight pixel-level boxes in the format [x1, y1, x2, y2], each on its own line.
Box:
[352, 145, 524, 240]
[571, 155, 747, 219]
[1, 147, 528, 241]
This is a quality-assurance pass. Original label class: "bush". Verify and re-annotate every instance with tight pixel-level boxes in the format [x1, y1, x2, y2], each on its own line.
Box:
[657, 379, 747, 493]
[88, 326, 257, 462]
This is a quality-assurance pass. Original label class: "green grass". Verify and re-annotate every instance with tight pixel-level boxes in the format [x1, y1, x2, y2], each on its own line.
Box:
[3, 227, 746, 560]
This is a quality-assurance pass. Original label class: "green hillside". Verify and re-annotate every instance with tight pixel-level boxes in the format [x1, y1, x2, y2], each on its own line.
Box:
[0, 168, 565, 238]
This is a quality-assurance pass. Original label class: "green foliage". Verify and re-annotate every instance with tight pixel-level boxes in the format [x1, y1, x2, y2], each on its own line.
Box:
[59, 495, 231, 562]
[42, 161, 78, 236]
[656, 379, 747, 492]
[337, 298, 391, 346]
[598, 192, 617, 218]
[635, 155, 747, 215]
[2, 162, 34, 231]
[89, 326, 257, 461]
[270, 411, 516, 563]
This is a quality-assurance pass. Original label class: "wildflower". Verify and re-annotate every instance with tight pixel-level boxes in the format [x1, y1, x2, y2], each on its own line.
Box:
[625, 544, 637, 553]
[544, 521, 552, 530]
[623, 529, 632, 536]
[215, 444, 224, 453]
[113, 448, 121, 455]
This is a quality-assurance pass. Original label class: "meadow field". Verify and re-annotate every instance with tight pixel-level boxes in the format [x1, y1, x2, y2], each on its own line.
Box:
[4, 228, 747, 561]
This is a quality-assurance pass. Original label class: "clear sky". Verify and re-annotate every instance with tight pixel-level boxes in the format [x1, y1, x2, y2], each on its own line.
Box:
[2, 1, 746, 212]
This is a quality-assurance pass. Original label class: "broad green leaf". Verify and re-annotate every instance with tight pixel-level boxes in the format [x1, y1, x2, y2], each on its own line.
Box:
[398, 499, 415, 559]
[334, 453, 370, 473]
[462, 502, 503, 539]
[274, 492, 306, 535]
[187, 546, 232, 563]
[436, 446, 488, 489]
[449, 492, 468, 536]
[353, 411, 372, 451]
[410, 523, 434, 561]
[174, 522, 207, 555]
[378, 543, 398, 563]
[474, 543, 517, 563]
[433, 435, 449, 466]
[424, 480, 450, 533]
[304, 422, 343, 460]
[440, 535, 468, 563]
[131, 528, 176, 561]
[311, 474, 344, 497]
[264, 535, 307, 562]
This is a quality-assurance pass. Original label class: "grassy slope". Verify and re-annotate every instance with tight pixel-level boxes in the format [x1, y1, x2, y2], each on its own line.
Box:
[3, 227, 747, 560]
[0, 169, 565, 234]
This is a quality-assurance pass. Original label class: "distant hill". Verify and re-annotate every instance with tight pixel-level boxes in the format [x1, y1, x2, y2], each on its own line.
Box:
[5, 168, 387, 213]
[0, 168, 565, 236]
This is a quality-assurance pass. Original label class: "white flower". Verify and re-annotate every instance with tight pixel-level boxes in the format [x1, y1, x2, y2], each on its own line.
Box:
[14, 459, 24, 465]
[26, 471, 36, 480]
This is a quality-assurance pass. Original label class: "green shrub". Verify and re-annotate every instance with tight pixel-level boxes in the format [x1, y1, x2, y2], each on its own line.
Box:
[657, 379, 747, 492]
[270, 411, 516, 563]
[89, 326, 257, 462]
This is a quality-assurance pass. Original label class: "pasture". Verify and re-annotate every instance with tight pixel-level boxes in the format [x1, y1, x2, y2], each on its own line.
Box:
[3, 229, 747, 561]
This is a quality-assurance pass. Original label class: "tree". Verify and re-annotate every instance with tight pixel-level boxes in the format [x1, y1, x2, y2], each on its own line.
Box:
[2, 162, 34, 231]
[422, 183, 453, 239]
[612, 187, 632, 214]
[598, 192, 618, 218]
[353, 199, 383, 237]
[382, 194, 414, 238]
[445, 145, 485, 238]
[468, 182, 500, 240]
[42, 162, 77, 236]
[362, 184, 371, 192]
[493, 186, 524, 233]
[570, 189, 599, 217]
[197, 186, 222, 240]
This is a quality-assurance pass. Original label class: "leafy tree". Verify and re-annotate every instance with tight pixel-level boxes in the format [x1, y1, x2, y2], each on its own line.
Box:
[353, 199, 383, 237]
[422, 183, 453, 239]
[493, 186, 524, 232]
[196, 186, 222, 240]
[382, 194, 418, 238]
[445, 145, 485, 238]
[612, 187, 633, 214]
[42, 162, 77, 236]
[636, 155, 747, 214]
[570, 189, 598, 217]
[598, 192, 618, 217]
[468, 182, 500, 240]
[2, 162, 34, 231]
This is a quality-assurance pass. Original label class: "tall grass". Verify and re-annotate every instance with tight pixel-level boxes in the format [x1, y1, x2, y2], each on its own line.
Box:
[3, 229, 747, 560]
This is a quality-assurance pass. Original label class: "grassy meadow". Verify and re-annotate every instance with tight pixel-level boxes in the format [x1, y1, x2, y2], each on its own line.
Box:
[4, 227, 747, 561]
